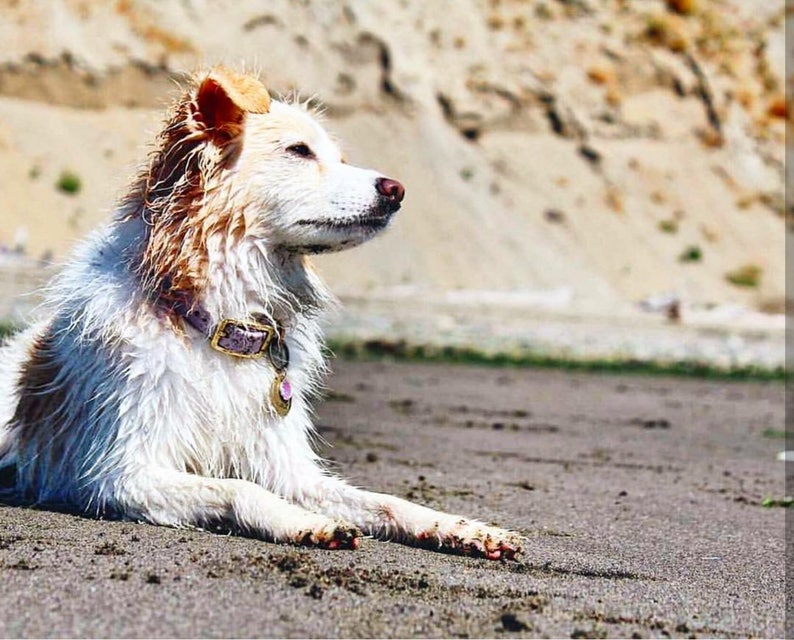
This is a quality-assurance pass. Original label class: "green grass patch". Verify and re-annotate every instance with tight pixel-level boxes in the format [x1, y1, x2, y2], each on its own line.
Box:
[725, 264, 762, 288]
[0, 321, 20, 340]
[761, 496, 794, 508]
[761, 428, 788, 439]
[678, 245, 702, 263]
[327, 338, 785, 381]
[658, 219, 678, 234]
[56, 170, 82, 195]
[1, 323, 783, 381]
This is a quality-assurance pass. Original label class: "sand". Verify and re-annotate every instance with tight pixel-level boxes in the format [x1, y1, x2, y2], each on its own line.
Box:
[0, 360, 785, 638]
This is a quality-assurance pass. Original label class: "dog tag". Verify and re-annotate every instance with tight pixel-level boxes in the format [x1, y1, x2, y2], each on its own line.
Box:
[269, 371, 293, 417]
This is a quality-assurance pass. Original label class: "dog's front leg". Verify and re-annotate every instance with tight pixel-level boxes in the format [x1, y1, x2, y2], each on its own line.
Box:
[292, 477, 523, 560]
[114, 467, 360, 549]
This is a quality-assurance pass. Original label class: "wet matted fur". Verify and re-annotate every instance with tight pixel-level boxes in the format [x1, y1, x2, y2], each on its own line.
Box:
[0, 67, 522, 560]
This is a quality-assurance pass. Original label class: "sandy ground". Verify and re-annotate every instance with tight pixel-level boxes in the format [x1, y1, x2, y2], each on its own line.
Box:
[0, 360, 786, 639]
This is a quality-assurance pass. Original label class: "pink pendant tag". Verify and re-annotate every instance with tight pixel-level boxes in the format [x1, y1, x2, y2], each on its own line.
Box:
[279, 378, 293, 402]
[269, 372, 293, 417]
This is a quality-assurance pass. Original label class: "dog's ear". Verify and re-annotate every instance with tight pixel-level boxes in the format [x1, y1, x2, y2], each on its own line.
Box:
[194, 68, 271, 142]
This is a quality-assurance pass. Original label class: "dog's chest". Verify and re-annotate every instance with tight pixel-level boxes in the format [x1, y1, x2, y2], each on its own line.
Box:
[128, 323, 320, 476]
[190, 337, 309, 425]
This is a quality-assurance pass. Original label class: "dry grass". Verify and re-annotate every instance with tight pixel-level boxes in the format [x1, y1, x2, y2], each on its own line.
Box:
[725, 264, 762, 288]
[644, 14, 689, 53]
[665, 0, 698, 16]
[767, 97, 787, 119]
[586, 64, 615, 86]
[604, 186, 624, 214]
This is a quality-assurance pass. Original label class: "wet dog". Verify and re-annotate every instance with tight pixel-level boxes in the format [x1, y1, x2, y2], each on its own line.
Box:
[0, 67, 522, 560]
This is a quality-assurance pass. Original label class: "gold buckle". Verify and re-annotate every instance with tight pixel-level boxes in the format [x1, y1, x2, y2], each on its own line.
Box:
[209, 318, 275, 359]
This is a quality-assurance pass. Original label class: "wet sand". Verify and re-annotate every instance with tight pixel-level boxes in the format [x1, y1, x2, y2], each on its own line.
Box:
[0, 361, 786, 638]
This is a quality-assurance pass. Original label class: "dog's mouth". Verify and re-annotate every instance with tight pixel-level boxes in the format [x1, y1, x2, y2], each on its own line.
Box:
[288, 198, 400, 254]
[296, 206, 398, 233]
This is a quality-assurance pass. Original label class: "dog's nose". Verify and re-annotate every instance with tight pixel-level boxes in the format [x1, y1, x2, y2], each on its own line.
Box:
[375, 177, 405, 204]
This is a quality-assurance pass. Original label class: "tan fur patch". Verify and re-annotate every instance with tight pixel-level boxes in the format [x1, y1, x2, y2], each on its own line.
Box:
[126, 95, 209, 300]
[123, 67, 271, 302]
[14, 330, 68, 461]
[202, 66, 271, 115]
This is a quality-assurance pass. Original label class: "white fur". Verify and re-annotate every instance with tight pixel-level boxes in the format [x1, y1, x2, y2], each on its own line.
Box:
[0, 76, 521, 560]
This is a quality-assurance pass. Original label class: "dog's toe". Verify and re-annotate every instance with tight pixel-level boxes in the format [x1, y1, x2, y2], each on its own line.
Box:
[299, 523, 361, 550]
[496, 536, 523, 561]
[419, 521, 524, 562]
[324, 525, 362, 550]
[484, 530, 524, 561]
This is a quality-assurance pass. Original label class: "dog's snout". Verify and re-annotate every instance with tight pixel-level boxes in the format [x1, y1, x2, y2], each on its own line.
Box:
[375, 177, 405, 204]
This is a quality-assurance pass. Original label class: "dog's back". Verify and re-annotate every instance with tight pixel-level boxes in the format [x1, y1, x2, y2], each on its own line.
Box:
[0, 238, 139, 507]
[0, 328, 28, 470]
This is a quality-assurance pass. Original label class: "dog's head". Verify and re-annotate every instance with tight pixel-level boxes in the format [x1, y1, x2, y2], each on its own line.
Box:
[237, 99, 404, 255]
[134, 67, 404, 297]
[195, 68, 403, 253]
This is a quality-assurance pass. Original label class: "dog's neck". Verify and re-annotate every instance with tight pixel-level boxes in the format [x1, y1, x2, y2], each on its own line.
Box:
[114, 213, 332, 330]
[201, 237, 331, 327]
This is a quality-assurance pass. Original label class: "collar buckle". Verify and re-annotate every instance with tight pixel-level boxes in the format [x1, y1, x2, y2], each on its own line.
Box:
[209, 318, 275, 359]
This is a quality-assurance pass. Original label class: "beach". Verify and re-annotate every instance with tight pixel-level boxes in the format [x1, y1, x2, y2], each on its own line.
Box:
[0, 359, 785, 638]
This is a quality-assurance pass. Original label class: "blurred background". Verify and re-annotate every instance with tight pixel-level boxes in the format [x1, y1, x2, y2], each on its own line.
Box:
[0, 0, 787, 371]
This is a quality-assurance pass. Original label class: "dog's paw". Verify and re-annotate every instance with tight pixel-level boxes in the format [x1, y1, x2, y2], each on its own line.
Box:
[297, 522, 362, 551]
[416, 520, 524, 561]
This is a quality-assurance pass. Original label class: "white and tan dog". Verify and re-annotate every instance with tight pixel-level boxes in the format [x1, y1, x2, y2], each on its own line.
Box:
[0, 68, 522, 560]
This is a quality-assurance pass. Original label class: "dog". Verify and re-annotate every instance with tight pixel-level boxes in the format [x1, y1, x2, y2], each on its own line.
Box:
[0, 67, 522, 560]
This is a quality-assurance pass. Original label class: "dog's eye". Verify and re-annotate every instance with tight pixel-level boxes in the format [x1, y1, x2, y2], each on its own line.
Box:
[286, 143, 316, 160]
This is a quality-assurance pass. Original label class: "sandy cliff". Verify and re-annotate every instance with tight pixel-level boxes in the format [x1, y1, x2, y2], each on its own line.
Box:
[0, 0, 786, 319]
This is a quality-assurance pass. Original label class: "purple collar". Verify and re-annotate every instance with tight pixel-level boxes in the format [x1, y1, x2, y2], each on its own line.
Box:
[168, 294, 287, 363]
[163, 292, 294, 416]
